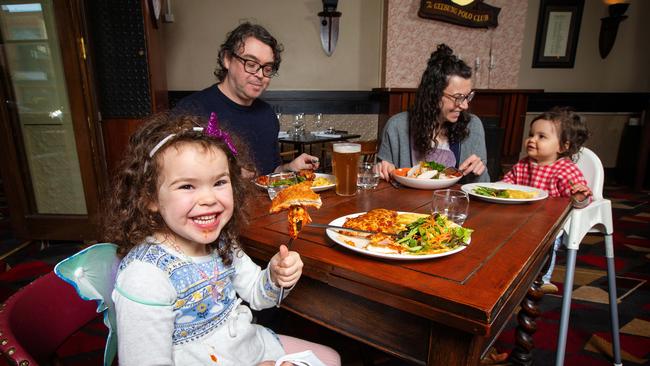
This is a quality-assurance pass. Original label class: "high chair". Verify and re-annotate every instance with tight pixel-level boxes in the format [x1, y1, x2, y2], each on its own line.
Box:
[555, 147, 621, 366]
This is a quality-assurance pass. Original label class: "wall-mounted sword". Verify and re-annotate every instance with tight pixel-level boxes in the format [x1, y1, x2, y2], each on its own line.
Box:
[318, 0, 341, 56]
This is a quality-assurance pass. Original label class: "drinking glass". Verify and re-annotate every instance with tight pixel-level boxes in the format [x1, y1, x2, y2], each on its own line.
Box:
[314, 113, 323, 132]
[292, 113, 305, 136]
[267, 172, 297, 200]
[431, 189, 469, 225]
[357, 162, 379, 189]
[332, 143, 361, 196]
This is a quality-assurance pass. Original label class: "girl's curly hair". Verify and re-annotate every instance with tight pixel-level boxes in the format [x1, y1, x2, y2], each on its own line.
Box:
[531, 106, 590, 160]
[409, 44, 473, 156]
[101, 112, 255, 265]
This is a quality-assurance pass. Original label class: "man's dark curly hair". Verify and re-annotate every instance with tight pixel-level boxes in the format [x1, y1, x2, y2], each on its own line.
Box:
[101, 112, 254, 264]
[214, 22, 284, 82]
[531, 106, 590, 160]
[409, 44, 473, 157]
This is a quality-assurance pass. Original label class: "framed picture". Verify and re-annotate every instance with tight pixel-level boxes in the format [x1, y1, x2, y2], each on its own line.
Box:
[532, 0, 584, 68]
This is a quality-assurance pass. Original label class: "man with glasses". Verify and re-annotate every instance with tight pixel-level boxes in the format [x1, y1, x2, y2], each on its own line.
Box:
[175, 22, 319, 175]
[377, 44, 489, 183]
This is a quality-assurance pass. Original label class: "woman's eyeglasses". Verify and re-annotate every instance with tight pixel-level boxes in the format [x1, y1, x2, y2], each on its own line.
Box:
[232, 54, 278, 78]
[443, 90, 475, 106]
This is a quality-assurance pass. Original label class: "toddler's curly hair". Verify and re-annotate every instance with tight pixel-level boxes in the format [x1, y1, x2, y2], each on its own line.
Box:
[532, 106, 590, 160]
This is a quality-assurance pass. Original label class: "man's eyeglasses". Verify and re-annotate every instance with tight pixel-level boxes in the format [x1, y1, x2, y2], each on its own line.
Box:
[232, 54, 277, 78]
[443, 90, 475, 106]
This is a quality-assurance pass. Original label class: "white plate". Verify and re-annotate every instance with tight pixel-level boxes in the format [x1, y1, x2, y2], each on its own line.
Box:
[461, 182, 549, 204]
[254, 173, 336, 192]
[326, 212, 470, 260]
[390, 168, 462, 190]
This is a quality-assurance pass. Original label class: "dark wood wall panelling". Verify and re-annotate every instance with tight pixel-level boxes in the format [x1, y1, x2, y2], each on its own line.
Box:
[168, 90, 381, 115]
[89, 0, 168, 173]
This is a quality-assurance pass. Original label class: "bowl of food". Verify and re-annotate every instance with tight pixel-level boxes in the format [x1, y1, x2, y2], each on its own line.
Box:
[390, 161, 463, 190]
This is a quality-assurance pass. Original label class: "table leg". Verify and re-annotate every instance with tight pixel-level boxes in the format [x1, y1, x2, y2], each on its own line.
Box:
[509, 278, 544, 366]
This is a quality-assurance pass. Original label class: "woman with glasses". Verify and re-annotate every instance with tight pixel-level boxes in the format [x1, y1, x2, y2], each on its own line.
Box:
[377, 44, 489, 183]
[175, 22, 319, 176]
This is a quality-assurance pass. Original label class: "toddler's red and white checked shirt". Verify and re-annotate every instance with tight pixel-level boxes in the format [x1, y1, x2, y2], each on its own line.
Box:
[502, 157, 588, 199]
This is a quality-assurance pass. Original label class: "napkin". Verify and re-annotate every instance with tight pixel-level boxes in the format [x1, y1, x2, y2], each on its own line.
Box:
[278, 131, 290, 138]
[311, 131, 341, 138]
[274, 350, 326, 366]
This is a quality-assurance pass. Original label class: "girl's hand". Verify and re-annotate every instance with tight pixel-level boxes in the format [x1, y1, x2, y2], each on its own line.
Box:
[570, 182, 592, 204]
[377, 160, 395, 181]
[270, 245, 303, 288]
[458, 154, 486, 177]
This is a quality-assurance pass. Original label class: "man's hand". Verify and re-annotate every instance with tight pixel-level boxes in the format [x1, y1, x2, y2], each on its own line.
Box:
[276, 153, 320, 173]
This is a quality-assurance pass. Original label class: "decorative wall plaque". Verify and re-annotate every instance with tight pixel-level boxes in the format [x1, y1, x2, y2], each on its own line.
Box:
[418, 0, 500, 28]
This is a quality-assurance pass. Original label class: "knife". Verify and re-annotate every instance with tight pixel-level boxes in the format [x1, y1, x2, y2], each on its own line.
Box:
[307, 222, 396, 236]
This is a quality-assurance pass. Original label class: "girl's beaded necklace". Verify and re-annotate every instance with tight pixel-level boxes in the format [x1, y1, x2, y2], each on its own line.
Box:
[168, 241, 224, 301]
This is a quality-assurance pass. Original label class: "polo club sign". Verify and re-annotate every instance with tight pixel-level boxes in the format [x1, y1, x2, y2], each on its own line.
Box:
[418, 0, 501, 28]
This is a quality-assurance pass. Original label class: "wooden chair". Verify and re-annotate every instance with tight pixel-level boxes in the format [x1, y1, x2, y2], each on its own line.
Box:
[359, 140, 378, 164]
[323, 140, 378, 171]
[0, 271, 99, 365]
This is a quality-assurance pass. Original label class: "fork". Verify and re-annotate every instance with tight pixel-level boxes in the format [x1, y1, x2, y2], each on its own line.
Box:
[276, 220, 302, 307]
[389, 179, 403, 189]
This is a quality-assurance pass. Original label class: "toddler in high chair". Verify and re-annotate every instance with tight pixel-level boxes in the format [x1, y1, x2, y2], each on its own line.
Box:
[102, 112, 340, 366]
[501, 106, 592, 294]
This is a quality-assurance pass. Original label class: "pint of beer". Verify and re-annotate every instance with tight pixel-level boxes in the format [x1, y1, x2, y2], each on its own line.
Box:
[332, 143, 361, 196]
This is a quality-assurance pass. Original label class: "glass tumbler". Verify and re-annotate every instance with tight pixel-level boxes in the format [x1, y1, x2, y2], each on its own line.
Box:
[431, 189, 469, 225]
[357, 162, 379, 189]
[267, 172, 297, 200]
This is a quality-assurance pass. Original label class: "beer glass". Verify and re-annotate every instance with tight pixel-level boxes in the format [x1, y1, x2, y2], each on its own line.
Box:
[332, 143, 361, 196]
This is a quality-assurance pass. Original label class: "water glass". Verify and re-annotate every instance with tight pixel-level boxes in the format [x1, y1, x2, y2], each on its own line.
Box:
[357, 162, 379, 189]
[267, 172, 297, 200]
[431, 189, 469, 225]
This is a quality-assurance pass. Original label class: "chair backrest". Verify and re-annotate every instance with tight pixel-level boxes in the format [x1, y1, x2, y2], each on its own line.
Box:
[359, 140, 378, 164]
[0, 271, 99, 365]
[574, 147, 605, 200]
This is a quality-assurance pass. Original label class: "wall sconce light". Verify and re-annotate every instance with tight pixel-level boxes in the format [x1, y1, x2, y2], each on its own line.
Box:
[599, 1, 629, 59]
[318, 0, 341, 56]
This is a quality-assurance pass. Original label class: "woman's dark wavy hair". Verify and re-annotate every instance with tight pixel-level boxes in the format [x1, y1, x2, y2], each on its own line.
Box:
[531, 106, 590, 160]
[214, 22, 284, 82]
[101, 112, 254, 264]
[409, 44, 473, 156]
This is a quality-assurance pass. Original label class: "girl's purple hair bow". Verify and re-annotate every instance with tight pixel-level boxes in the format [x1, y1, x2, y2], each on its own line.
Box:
[206, 112, 238, 156]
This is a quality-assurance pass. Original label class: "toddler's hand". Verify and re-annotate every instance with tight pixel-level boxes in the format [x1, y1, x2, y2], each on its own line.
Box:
[270, 245, 303, 288]
[570, 182, 592, 206]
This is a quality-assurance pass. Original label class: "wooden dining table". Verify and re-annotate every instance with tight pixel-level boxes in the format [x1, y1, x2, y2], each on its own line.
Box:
[241, 181, 571, 366]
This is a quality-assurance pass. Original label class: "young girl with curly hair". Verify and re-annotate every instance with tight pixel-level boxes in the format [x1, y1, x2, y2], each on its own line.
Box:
[103, 112, 339, 365]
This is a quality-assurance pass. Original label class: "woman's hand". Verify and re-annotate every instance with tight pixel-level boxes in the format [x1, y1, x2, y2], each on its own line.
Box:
[458, 154, 486, 177]
[377, 160, 395, 181]
[269, 245, 303, 288]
